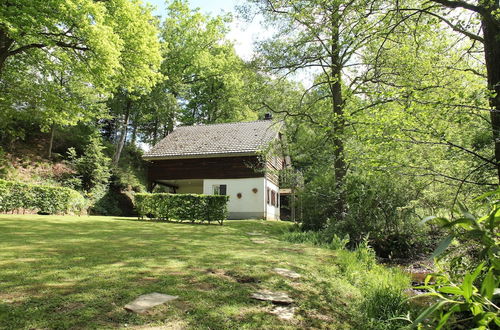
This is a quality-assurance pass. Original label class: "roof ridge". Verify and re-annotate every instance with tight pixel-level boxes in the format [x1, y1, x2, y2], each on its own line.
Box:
[175, 120, 274, 129]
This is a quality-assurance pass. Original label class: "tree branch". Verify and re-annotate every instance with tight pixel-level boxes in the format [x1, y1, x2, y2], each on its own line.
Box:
[429, 0, 486, 15]
[8, 40, 89, 57]
[7, 43, 45, 56]
[417, 8, 484, 42]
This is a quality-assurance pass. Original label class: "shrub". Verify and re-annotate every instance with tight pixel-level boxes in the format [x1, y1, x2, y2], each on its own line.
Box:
[0, 146, 10, 178]
[135, 193, 229, 225]
[112, 144, 147, 192]
[91, 188, 124, 216]
[0, 179, 86, 214]
[299, 172, 437, 259]
[67, 132, 111, 193]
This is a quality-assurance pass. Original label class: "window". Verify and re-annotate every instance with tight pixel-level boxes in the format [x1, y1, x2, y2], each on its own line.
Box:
[213, 184, 227, 195]
[271, 190, 276, 207]
[266, 188, 270, 204]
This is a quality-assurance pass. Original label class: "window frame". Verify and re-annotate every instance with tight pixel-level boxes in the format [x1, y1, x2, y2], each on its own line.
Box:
[212, 184, 227, 195]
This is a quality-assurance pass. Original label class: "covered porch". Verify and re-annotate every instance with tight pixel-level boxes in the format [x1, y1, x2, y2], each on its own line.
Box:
[150, 179, 203, 194]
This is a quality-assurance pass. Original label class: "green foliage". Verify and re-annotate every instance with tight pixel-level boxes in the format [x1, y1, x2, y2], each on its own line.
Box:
[356, 2, 494, 193]
[162, 0, 257, 125]
[0, 179, 85, 214]
[282, 226, 350, 250]
[0, 0, 162, 142]
[413, 263, 499, 329]
[337, 175, 436, 259]
[135, 193, 229, 225]
[282, 230, 325, 245]
[412, 192, 500, 329]
[298, 172, 436, 259]
[0, 147, 10, 178]
[112, 144, 147, 192]
[111, 168, 145, 193]
[91, 189, 127, 216]
[0, 0, 162, 91]
[89, 143, 145, 216]
[67, 133, 111, 194]
[255, 0, 493, 264]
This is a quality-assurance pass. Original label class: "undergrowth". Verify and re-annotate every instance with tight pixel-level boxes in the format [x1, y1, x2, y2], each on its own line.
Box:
[282, 226, 414, 329]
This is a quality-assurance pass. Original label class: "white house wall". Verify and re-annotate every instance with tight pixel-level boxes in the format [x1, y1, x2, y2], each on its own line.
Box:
[265, 179, 280, 220]
[203, 178, 266, 219]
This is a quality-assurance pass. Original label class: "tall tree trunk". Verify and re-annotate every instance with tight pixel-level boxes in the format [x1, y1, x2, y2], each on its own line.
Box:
[0, 28, 13, 75]
[330, 8, 347, 221]
[131, 124, 137, 146]
[482, 16, 500, 183]
[48, 124, 55, 159]
[112, 99, 131, 166]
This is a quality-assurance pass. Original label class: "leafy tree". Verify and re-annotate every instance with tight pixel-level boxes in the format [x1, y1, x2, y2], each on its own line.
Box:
[243, 0, 387, 221]
[245, 0, 494, 257]
[67, 132, 111, 194]
[0, 0, 161, 92]
[389, 0, 500, 183]
[0, 0, 162, 154]
[112, 0, 261, 155]
[158, 0, 258, 125]
[355, 7, 496, 203]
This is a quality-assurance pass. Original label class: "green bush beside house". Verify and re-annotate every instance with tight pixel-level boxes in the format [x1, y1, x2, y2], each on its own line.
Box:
[135, 193, 229, 225]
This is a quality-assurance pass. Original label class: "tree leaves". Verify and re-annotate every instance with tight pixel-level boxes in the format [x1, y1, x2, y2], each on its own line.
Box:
[430, 234, 454, 259]
[0, 0, 162, 138]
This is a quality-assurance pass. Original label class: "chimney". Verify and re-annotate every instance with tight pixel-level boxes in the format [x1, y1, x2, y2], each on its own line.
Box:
[264, 113, 273, 120]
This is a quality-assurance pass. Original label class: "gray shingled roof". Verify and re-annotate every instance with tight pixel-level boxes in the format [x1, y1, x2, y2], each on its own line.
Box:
[143, 120, 280, 159]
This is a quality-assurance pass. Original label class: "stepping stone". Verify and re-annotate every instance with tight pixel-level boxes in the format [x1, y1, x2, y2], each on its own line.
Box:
[124, 292, 178, 313]
[251, 290, 294, 304]
[270, 306, 296, 320]
[247, 232, 262, 236]
[250, 238, 270, 244]
[273, 268, 301, 279]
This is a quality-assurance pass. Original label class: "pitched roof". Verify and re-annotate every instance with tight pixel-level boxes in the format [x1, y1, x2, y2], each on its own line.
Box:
[143, 120, 280, 159]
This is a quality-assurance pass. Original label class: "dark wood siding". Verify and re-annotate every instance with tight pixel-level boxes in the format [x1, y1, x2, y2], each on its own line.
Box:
[147, 155, 265, 182]
[265, 155, 283, 185]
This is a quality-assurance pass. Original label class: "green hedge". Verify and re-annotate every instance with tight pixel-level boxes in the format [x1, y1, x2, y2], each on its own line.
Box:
[135, 193, 229, 225]
[0, 179, 86, 214]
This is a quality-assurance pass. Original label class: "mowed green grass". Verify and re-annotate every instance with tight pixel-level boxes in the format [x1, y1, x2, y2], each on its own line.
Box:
[0, 215, 408, 329]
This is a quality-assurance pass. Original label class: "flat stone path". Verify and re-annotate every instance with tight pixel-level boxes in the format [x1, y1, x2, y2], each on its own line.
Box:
[246, 232, 302, 320]
[124, 293, 178, 313]
[270, 306, 297, 320]
[250, 238, 271, 244]
[251, 290, 294, 304]
[273, 268, 301, 279]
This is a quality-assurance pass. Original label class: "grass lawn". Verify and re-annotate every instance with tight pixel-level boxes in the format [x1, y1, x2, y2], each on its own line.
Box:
[0, 215, 409, 329]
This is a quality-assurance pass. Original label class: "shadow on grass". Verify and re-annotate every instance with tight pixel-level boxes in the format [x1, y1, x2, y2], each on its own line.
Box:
[0, 215, 301, 329]
[0, 214, 398, 329]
